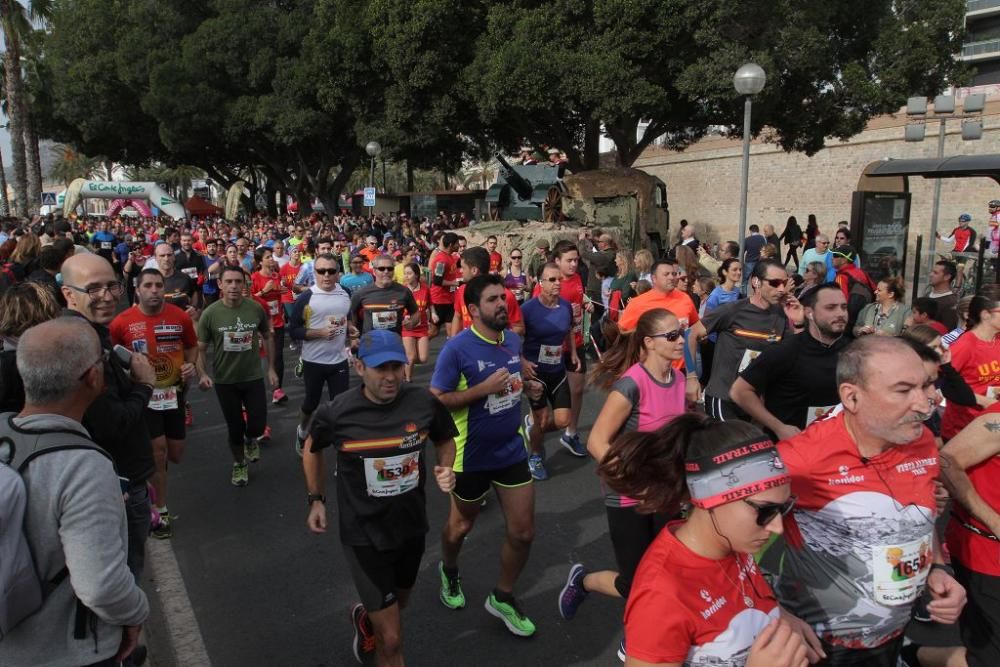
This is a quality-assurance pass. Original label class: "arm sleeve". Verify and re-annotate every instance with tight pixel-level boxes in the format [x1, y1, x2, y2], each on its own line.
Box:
[288, 291, 311, 342]
[308, 402, 339, 452]
[181, 313, 198, 347]
[700, 300, 731, 335]
[623, 585, 692, 664]
[611, 376, 639, 404]
[429, 394, 460, 441]
[196, 309, 212, 343]
[429, 342, 461, 393]
[939, 363, 978, 407]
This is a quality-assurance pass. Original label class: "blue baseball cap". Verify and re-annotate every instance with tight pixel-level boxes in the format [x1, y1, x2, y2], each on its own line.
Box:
[357, 330, 408, 367]
[959, 213, 972, 222]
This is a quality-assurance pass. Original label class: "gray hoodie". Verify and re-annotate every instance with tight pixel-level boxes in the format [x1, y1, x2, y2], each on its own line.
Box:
[0, 414, 149, 667]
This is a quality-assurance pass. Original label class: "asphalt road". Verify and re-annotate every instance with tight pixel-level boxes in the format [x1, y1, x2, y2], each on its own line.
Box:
[147, 336, 627, 666]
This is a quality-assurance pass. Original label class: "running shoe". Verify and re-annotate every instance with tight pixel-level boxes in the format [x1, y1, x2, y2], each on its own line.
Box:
[617, 637, 626, 662]
[523, 412, 534, 437]
[558, 563, 588, 620]
[244, 437, 261, 463]
[272, 388, 288, 404]
[294, 357, 304, 379]
[295, 428, 306, 458]
[350, 603, 376, 664]
[560, 432, 587, 457]
[528, 453, 549, 481]
[485, 593, 536, 637]
[260, 425, 272, 441]
[184, 401, 193, 427]
[151, 512, 172, 540]
[438, 561, 466, 609]
[231, 462, 248, 487]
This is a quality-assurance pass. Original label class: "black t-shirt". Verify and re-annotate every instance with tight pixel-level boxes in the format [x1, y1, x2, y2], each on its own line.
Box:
[348, 282, 418, 335]
[701, 299, 789, 399]
[310, 384, 458, 550]
[175, 249, 204, 284]
[163, 272, 195, 310]
[739, 329, 848, 430]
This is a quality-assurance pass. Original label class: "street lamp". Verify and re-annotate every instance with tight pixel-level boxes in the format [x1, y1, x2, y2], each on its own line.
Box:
[365, 141, 381, 216]
[734, 63, 766, 261]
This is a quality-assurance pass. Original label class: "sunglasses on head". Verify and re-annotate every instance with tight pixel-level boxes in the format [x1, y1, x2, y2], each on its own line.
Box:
[648, 329, 683, 342]
[762, 278, 787, 288]
[315, 268, 339, 275]
[744, 495, 797, 526]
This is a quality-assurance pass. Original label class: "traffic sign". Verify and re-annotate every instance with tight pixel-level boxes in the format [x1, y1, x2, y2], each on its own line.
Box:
[41, 192, 57, 205]
[363, 187, 376, 207]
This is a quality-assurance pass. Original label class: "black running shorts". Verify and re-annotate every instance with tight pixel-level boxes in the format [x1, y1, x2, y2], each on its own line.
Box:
[453, 459, 532, 503]
[342, 536, 426, 611]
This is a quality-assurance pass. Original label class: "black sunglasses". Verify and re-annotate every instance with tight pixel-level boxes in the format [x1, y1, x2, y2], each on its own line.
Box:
[744, 495, 797, 526]
[762, 278, 787, 288]
[648, 329, 683, 342]
[374, 266, 394, 272]
[510, 255, 522, 259]
[315, 268, 339, 275]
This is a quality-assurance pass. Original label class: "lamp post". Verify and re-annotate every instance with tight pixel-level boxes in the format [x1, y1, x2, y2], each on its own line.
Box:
[365, 141, 381, 216]
[734, 63, 766, 261]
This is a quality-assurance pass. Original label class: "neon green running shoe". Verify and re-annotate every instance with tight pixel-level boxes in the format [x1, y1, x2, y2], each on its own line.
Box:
[244, 437, 261, 463]
[485, 593, 536, 637]
[438, 561, 466, 609]
[231, 462, 249, 487]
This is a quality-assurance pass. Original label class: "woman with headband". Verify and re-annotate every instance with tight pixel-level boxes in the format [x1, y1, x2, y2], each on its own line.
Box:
[599, 413, 822, 667]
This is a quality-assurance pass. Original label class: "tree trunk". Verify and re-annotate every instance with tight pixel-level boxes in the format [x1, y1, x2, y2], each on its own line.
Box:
[278, 190, 287, 216]
[0, 145, 9, 215]
[24, 116, 40, 214]
[406, 160, 415, 192]
[265, 178, 278, 218]
[3, 39, 27, 217]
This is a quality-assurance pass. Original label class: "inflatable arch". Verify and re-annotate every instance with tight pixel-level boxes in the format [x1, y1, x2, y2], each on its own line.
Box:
[63, 179, 187, 219]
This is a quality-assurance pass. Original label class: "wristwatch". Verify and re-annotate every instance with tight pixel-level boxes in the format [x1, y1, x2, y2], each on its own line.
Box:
[307, 493, 326, 506]
[930, 562, 955, 577]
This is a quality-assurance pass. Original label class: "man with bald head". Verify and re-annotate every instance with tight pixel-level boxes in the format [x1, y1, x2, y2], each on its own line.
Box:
[0, 318, 149, 666]
[61, 253, 159, 583]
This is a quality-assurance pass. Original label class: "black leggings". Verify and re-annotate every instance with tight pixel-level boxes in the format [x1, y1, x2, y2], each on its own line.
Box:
[272, 327, 285, 389]
[784, 245, 800, 269]
[301, 360, 350, 414]
[606, 505, 670, 598]
[214, 378, 267, 461]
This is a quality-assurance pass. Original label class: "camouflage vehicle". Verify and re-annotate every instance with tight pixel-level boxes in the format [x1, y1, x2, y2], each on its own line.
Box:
[469, 165, 670, 260]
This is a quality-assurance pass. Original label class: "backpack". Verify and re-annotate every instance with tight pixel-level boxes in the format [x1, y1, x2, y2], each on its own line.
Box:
[0, 413, 112, 638]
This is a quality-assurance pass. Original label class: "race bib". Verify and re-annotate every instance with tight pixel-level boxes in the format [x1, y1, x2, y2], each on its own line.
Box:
[149, 385, 179, 411]
[363, 452, 421, 497]
[538, 344, 562, 366]
[329, 315, 347, 337]
[872, 533, 933, 606]
[267, 300, 280, 317]
[988, 386, 1000, 401]
[486, 372, 523, 415]
[223, 330, 253, 352]
[372, 310, 398, 330]
[805, 405, 837, 427]
[181, 267, 198, 280]
[100, 241, 112, 250]
[571, 303, 583, 333]
[738, 349, 762, 373]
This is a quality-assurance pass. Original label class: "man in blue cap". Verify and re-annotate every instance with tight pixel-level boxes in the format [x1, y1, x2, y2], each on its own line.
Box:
[302, 329, 457, 666]
[937, 213, 977, 253]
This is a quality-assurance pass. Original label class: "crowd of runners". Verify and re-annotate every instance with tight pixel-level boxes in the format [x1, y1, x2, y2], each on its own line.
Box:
[5, 205, 1000, 667]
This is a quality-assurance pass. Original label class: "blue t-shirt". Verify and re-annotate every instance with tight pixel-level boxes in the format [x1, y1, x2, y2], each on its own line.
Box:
[520, 297, 572, 372]
[91, 230, 116, 256]
[430, 327, 528, 473]
[743, 235, 766, 262]
[340, 271, 374, 295]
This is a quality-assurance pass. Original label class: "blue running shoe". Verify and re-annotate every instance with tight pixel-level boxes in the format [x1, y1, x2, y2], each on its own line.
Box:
[528, 453, 549, 481]
[558, 563, 588, 620]
[560, 432, 587, 457]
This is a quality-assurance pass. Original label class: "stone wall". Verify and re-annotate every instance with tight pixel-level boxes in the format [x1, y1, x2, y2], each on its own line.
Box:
[633, 99, 1000, 283]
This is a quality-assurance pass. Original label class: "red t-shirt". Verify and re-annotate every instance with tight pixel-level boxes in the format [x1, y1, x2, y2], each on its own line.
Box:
[532, 272, 586, 348]
[429, 249, 458, 305]
[109, 304, 198, 392]
[625, 524, 779, 664]
[454, 284, 523, 331]
[251, 271, 286, 329]
[278, 262, 300, 304]
[769, 413, 939, 649]
[941, 332, 1000, 440]
[946, 401, 1000, 575]
[402, 283, 430, 338]
[489, 251, 503, 274]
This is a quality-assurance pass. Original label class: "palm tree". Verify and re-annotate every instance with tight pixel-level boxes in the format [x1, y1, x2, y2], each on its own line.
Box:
[0, 145, 9, 215]
[48, 144, 101, 186]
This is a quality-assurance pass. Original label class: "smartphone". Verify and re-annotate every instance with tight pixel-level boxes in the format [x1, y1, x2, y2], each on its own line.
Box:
[112, 344, 132, 369]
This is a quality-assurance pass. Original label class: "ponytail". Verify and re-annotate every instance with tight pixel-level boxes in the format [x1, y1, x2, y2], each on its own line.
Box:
[589, 308, 677, 390]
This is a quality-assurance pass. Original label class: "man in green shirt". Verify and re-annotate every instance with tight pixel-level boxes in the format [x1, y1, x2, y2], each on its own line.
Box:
[196, 266, 279, 486]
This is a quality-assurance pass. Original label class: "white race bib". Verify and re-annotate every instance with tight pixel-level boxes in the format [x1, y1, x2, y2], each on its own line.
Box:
[988, 386, 1000, 401]
[328, 315, 347, 337]
[538, 344, 562, 366]
[738, 349, 762, 373]
[372, 310, 397, 330]
[267, 300, 280, 317]
[486, 372, 523, 415]
[871, 533, 933, 607]
[223, 330, 253, 352]
[805, 405, 837, 427]
[363, 452, 421, 497]
[149, 385, 179, 411]
[181, 266, 198, 280]
[100, 241, 112, 250]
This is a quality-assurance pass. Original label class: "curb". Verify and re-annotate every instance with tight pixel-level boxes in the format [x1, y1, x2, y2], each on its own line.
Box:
[146, 538, 212, 666]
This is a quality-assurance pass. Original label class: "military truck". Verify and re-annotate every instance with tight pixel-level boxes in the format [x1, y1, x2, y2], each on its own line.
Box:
[469, 164, 670, 260]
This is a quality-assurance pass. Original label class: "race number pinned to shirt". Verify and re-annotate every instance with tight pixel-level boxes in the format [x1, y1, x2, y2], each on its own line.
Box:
[149, 385, 179, 411]
[738, 349, 762, 373]
[806, 405, 837, 427]
[267, 300, 280, 317]
[538, 344, 562, 366]
[100, 241, 113, 250]
[363, 452, 421, 497]
[571, 303, 583, 334]
[872, 534, 933, 606]
[181, 266, 198, 280]
[486, 372, 523, 415]
[373, 311, 398, 330]
[223, 330, 253, 352]
[329, 315, 347, 337]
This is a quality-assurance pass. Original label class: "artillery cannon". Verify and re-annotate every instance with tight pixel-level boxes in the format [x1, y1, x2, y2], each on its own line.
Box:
[484, 153, 566, 222]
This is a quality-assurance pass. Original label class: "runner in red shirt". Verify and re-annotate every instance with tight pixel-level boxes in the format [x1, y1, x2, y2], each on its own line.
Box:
[485, 235, 503, 274]
[429, 232, 461, 336]
[450, 247, 523, 337]
[251, 246, 288, 404]
[760, 336, 965, 665]
[941, 294, 1000, 440]
[594, 412, 815, 665]
[279, 245, 304, 320]
[548, 241, 590, 456]
[400, 262, 431, 382]
[110, 268, 199, 540]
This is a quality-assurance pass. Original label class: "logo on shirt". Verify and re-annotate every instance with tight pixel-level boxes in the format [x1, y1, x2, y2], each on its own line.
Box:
[700, 589, 712, 603]
[828, 465, 865, 486]
[896, 457, 936, 476]
[699, 593, 728, 620]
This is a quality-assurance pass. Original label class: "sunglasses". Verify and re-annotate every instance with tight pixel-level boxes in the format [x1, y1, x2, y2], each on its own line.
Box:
[762, 278, 787, 288]
[648, 329, 683, 342]
[744, 495, 797, 526]
[315, 268, 339, 275]
[543, 277, 561, 283]
[374, 266, 394, 272]
[511, 255, 522, 259]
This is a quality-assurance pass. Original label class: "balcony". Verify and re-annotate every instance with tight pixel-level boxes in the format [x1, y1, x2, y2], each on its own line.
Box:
[968, 0, 1000, 17]
[962, 38, 1000, 61]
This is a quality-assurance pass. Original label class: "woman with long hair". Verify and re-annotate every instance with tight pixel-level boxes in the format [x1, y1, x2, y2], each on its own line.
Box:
[779, 215, 803, 269]
[559, 309, 688, 656]
[633, 249, 653, 285]
[401, 262, 431, 382]
[942, 287, 1000, 441]
[608, 250, 637, 322]
[0, 282, 62, 412]
[9, 232, 41, 278]
[854, 276, 909, 337]
[588, 414, 808, 666]
[804, 214, 819, 251]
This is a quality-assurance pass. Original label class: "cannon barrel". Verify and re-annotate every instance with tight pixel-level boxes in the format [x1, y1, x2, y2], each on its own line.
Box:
[495, 152, 533, 201]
